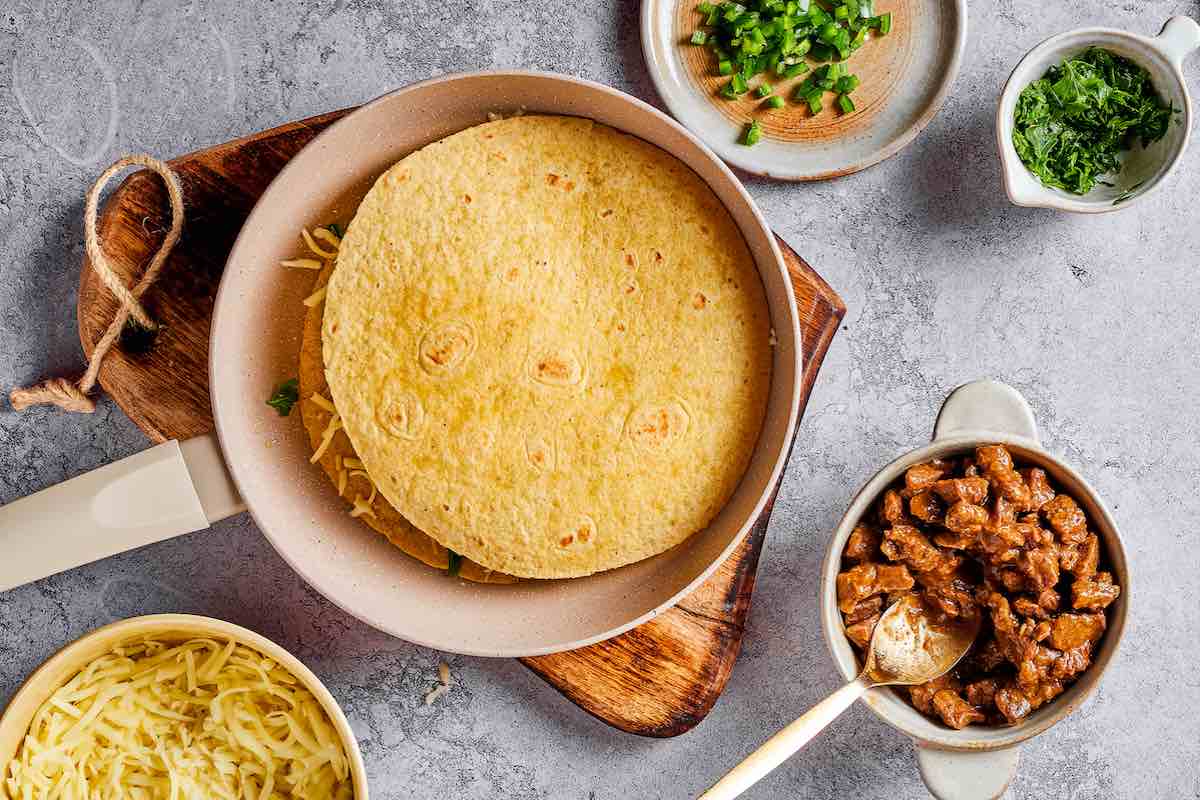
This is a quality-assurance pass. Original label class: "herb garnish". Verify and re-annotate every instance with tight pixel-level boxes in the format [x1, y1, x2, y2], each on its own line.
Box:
[266, 378, 300, 416]
[693, 0, 891, 144]
[446, 550, 463, 577]
[1012, 47, 1174, 195]
[328, 223, 344, 238]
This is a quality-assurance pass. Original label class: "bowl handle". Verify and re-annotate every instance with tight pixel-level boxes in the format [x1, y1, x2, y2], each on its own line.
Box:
[932, 379, 1039, 443]
[918, 379, 1033, 797]
[916, 745, 1020, 800]
[1156, 16, 1200, 68]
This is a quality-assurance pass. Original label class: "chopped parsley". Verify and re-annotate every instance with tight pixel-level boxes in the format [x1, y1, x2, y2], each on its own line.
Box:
[1012, 47, 1174, 195]
[266, 378, 300, 416]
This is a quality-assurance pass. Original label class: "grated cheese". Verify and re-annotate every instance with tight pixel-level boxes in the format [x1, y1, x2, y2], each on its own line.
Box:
[312, 228, 341, 249]
[310, 413, 341, 464]
[308, 393, 335, 414]
[302, 285, 328, 308]
[423, 663, 453, 706]
[280, 258, 323, 271]
[300, 229, 337, 260]
[3, 636, 353, 800]
[346, 472, 377, 519]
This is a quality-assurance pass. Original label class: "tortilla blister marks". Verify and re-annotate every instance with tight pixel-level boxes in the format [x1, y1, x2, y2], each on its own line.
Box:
[323, 115, 771, 579]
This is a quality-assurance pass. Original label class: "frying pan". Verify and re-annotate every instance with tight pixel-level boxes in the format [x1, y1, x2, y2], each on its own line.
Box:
[0, 72, 802, 657]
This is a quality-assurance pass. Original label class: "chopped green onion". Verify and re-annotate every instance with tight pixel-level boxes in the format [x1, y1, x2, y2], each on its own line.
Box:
[693, 0, 891, 142]
[742, 119, 763, 146]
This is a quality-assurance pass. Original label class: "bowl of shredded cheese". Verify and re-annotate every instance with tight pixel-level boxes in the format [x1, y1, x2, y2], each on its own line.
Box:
[0, 614, 366, 800]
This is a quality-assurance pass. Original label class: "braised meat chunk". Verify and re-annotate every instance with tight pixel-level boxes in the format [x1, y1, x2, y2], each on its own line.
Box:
[837, 445, 1120, 729]
[844, 523, 882, 563]
[1071, 572, 1121, 610]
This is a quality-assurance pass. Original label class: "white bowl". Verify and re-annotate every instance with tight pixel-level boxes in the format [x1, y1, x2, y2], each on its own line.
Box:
[0, 614, 370, 798]
[819, 381, 1130, 800]
[996, 16, 1200, 213]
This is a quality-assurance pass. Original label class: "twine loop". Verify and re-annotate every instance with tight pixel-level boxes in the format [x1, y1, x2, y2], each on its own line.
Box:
[9, 155, 184, 413]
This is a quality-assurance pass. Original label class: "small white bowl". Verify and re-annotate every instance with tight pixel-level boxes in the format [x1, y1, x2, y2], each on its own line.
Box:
[0, 614, 370, 798]
[819, 380, 1130, 800]
[996, 16, 1200, 213]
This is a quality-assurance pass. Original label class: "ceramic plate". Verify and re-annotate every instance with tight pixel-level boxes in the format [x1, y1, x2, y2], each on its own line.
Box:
[210, 71, 803, 657]
[641, 0, 968, 180]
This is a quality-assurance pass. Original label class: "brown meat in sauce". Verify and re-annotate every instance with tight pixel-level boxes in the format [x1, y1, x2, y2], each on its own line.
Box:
[836, 444, 1120, 729]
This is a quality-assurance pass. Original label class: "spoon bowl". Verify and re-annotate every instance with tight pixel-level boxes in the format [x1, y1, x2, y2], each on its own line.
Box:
[864, 594, 981, 686]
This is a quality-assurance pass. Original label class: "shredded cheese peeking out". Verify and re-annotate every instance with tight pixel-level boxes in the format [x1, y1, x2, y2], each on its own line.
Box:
[300, 229, 337, 259]
[310, 413, 342, 464]
[280, 258, 323, 270]
[308, 393, 335, 414]
[342, 458, 363, 470]
[312, 228, 341, 249]
[346, 471, 377, 519]
[3, 636, 353, 800]
[303, 285, 328, 308]
[424, 662, 453, 706]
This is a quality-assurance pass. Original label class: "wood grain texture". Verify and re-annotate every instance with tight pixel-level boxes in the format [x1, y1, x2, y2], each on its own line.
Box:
[77, 109, 845, 737]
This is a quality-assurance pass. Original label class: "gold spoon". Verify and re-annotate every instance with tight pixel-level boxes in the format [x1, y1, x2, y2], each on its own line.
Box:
[700, 594, 981, 800]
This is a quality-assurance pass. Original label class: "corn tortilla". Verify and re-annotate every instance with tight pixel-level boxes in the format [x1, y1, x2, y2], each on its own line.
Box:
[300, 262, 516, 584]
[324, 115, 772, 578]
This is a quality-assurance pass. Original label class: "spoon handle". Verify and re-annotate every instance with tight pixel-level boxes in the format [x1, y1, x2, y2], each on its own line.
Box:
[699, 676, 871, 800]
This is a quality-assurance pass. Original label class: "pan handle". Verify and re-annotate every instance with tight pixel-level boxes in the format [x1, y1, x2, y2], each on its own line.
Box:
[0, 433, 243, 592]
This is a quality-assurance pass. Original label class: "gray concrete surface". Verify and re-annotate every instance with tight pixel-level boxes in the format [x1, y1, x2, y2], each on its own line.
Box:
[2, 1, 1198, 797]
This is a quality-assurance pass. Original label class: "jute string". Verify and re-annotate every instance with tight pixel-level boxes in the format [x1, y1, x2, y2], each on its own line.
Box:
[9, 155, 184, 413]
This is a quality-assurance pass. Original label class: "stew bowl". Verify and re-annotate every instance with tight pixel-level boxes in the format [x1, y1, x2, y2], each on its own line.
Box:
[818, 380, 1130, 800]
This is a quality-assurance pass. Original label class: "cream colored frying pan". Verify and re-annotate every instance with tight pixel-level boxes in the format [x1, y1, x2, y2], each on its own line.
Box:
[0, 72, 803, 657]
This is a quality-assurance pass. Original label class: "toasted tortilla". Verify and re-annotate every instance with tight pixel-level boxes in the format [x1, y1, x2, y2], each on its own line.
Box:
[324, 115, 772, 578]
[299, 261, 516, 584]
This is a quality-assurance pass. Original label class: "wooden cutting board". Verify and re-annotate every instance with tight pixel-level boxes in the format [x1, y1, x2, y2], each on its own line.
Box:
[77, 108, 845, 737]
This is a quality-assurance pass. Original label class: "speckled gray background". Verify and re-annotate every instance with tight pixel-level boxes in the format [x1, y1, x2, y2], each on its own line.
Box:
[1, 1, 1198, 797]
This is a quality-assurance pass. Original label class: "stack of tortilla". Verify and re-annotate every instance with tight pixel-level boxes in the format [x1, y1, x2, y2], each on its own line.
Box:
[300, 114, 772, 581]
